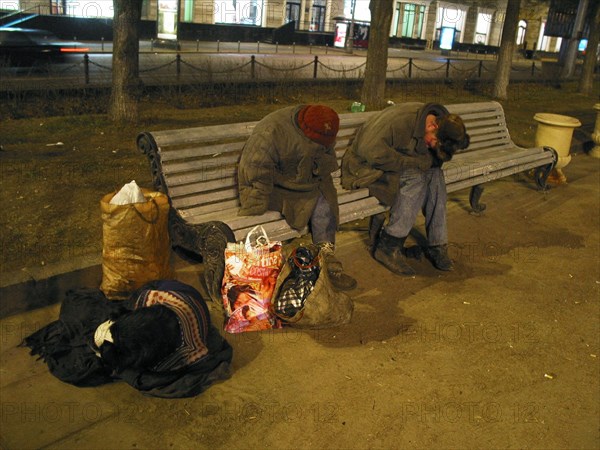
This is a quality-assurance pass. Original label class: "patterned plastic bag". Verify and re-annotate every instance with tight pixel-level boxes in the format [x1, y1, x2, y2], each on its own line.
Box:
[221, 226, 283, 333]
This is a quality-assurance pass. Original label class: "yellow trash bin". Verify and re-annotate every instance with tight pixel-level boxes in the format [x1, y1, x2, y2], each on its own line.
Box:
[533, 112, 581, 184]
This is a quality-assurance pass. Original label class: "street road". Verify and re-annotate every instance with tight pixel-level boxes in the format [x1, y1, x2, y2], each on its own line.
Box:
[0, 39, 554, 91]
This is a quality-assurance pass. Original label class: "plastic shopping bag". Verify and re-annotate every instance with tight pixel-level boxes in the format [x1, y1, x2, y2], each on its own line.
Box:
[221, 226, 283, 333]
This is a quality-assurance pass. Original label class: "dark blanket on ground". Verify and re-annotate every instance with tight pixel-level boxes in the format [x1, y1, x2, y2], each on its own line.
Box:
[22, 280, 233, 398]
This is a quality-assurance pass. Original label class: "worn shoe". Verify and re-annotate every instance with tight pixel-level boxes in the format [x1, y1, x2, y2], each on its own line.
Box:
[373, 231, 416, 276]
[318, 242, 358, 291]
[424, 245, 454, 271]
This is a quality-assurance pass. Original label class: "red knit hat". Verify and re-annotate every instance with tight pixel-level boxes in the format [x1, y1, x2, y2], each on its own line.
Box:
[296, 105, 340, 147]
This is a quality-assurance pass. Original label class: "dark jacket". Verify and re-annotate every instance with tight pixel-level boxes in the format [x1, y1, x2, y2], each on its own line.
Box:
[22, 281, 232, 398]
[341, 102, 449, 206]
[238, 105, 339, 230]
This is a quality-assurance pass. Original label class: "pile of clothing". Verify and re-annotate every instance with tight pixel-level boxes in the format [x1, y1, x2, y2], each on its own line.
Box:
[22, 280, 232, 398]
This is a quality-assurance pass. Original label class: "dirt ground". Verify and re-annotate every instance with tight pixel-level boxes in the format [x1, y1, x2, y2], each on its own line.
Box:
[0, 81, 599, 449]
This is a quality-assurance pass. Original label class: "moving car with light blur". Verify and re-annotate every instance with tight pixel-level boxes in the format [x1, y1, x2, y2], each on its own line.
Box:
[0, 27, 89, 66]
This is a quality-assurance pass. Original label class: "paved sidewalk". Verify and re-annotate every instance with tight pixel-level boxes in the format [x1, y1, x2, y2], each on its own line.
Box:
[1, 136, 599, 448]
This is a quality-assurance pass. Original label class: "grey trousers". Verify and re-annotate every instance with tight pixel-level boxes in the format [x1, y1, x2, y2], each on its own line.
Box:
[384, 167, 448, 246]
[310, 194, 337, 244]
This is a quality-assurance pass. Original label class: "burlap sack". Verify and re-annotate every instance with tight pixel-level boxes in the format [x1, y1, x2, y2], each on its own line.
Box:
[100, 189, 172, 300]
[273, 245, 353, 329]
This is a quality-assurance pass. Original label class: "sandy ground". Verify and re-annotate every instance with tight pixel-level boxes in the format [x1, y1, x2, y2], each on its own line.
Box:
[1, 150, 598, 449]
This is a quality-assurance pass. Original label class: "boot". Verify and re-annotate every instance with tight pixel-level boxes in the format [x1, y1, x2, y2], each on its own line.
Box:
[318, 242, 357, 291]
[424, 245, 454, 271]
[373, 230, 416, 276]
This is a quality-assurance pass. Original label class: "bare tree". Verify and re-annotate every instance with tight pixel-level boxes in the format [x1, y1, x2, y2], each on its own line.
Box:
[578, 0, 600, 95]
[360, 0, 394, 111]
[492, 0, 521, 100]
[109, 0, 143, 124]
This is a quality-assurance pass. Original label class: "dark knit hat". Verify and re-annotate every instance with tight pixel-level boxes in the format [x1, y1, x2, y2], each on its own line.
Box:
[297, 105, 340, 147]
[437, 114, 470, 150]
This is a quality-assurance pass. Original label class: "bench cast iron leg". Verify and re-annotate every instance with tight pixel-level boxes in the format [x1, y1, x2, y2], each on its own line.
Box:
[469, 185, 486, 213]
[168, 212, 235, 303]
[534, 146, 559, 191]
[199, 222, 236, 303]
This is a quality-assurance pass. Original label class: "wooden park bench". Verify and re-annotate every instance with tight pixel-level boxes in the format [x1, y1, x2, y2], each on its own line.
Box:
[137, 101, 557, 301]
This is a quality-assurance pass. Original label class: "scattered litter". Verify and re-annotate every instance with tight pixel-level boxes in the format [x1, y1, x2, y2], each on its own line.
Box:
[463, 301, 471, 305]
[345, 375, 352, 380]
[351, 102, 365, 113]
[568, 274, 573, 278]
[544, 373, 555, 380]
[46, 142, 64, 147]
[591, 354, 597, 358]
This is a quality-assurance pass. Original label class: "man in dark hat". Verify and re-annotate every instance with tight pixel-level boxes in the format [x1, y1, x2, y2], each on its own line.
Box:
[238, 104, 356, 291]
[341, 102, 470, 275]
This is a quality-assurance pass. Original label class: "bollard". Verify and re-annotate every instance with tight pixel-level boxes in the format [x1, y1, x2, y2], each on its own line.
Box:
[325, 43, 328, 54]
[83, 53, 89, 84]
[257, 41, 260, 53]
[101, 37, 104, 52]
[238, 41, 241, 53]
[197, 39, 200, 51]
[313, 56, 318, 79]
[309, 44, 312, 54]
[408, 58, 412, 78]
[217, 40, 220, 52]
[276, 42, 278, 53]
[176, 53, 181, 81]
[250, 55, 255, 79]
[446, 59, 450, 78]
[478, 60, 483, 78]
[531, 61, 535, 77]
[293, 42, 296, 54]
[151, 38, 154, 51]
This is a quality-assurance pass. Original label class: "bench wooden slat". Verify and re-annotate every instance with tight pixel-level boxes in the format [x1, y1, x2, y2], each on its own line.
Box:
[163, 154, 240, 175]
[172, 187, 239, 209]
[159, 141, 245, 161]
[232, 196, 388, 242]
[447, 156, 553, 193]
[169, 173, 238, 198]
[447, 101, 503, 116]
[446, 149, 552, 182]
[153, 121, 258, 147]
[162, 166, 237, 188]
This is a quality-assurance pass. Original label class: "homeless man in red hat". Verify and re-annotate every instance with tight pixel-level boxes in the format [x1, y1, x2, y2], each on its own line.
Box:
[238, 104, 356, 291]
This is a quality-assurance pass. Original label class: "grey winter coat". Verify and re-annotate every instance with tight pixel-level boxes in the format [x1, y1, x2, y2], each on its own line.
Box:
[238, 105, 339, 230]
[341, 102, 449, 206]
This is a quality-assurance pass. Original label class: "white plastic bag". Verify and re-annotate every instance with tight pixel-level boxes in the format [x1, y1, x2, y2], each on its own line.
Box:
[110, 180, 146, 205]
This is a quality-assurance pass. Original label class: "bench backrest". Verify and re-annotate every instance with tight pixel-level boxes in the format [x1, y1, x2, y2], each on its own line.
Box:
[144, 101, 512, 219]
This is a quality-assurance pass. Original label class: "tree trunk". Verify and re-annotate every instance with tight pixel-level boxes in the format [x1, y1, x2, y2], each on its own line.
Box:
[492, 0, 521, 101]
[109, 0, 143, 124]
[578, 0, 600, 95]
[360, 0, 394, 111]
